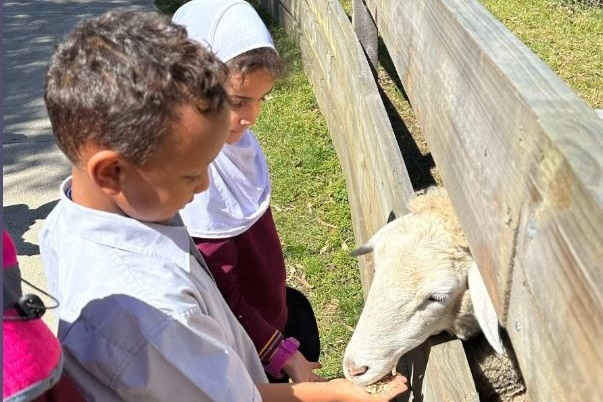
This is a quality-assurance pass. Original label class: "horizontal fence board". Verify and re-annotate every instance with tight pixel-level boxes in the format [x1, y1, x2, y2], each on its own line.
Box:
[364, 0, 603, 400]
[395, 337, 479, 402]
[507, 266, 571, 401]
[422, 340, 479, 402]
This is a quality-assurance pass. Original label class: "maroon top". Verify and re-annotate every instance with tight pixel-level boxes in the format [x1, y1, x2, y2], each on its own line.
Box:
[194, 207, 287, 363]
[32, 374, 86, 402]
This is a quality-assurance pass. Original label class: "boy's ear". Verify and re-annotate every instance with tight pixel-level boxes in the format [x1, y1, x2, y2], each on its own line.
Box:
[86, 150, 124, 195]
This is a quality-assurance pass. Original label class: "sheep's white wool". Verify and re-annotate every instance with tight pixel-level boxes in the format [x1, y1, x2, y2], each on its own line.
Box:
[343, 187, 525, 401]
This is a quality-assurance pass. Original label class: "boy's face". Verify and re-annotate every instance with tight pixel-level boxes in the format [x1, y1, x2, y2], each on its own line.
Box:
[116, 104, 230, 223]
[226, 69, 275, 144]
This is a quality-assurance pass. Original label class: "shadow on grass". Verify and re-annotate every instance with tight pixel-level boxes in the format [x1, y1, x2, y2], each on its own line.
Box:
[372, 37, 437, 191]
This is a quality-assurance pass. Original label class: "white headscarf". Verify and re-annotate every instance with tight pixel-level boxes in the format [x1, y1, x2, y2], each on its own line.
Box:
[173, 0, 276, 238]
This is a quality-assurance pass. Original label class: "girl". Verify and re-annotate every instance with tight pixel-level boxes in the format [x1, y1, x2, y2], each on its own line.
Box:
[173, 0, 323, 383]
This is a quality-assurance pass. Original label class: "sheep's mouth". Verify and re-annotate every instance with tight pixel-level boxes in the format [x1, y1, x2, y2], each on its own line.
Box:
[364, 370, 399, 393]
[351, 365, 398, 387]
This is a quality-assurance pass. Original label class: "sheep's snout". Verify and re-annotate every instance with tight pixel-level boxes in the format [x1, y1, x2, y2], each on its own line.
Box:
[344, 358, 369, 377]
[343, 355, 393, 386]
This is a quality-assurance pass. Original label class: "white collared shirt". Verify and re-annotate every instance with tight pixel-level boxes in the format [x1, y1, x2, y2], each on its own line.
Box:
[40, 177, 267, 401]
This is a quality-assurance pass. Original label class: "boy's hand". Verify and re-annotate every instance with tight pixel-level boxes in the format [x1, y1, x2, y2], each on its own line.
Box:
[282, 350, 326, 383]
[329, 375, 408, 401]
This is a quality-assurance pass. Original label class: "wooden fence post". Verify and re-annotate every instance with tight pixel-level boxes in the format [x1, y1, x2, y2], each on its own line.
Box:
[352, 0, 378, 68]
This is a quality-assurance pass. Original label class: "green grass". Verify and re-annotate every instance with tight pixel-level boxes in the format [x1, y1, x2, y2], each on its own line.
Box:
[480, 0, 603, 108]
[253, 25, 362, 378]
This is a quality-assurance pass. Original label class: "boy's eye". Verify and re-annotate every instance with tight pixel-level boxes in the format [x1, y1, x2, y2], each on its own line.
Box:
[184, 175, 200, 183]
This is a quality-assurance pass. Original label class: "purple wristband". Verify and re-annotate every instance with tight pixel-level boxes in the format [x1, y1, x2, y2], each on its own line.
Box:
[265, 337, 300, 379]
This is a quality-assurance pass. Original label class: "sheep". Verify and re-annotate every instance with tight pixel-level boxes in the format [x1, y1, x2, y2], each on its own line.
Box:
[343, 187, 526, 402]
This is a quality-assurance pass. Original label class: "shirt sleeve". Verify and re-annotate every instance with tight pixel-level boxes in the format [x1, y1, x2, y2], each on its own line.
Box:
[195, 237, 284, 362]
[60, 295, 261, 402]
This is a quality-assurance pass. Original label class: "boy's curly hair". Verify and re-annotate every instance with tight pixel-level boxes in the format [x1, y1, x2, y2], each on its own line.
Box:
[44, 9, 229, 166]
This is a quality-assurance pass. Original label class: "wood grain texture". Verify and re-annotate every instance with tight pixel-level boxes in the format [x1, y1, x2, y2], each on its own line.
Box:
[363, 0, 603, 400]
[352, 0, 378, 67]
[259, 0, 414, 293]
[423, 340, 479, 402]
[394, 337, 479, 402]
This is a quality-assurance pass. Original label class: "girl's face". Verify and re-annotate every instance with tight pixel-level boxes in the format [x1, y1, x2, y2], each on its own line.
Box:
[226, 69, 275, 144]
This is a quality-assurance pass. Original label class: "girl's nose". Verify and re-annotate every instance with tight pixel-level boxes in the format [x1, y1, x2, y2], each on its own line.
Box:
[241, 102, 261, 126]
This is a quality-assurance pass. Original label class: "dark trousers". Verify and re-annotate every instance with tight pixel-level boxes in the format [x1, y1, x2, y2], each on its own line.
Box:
[267, 287, 321, 383]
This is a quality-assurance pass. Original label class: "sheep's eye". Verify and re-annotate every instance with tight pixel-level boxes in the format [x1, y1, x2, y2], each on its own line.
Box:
[428, 293, 448, 302]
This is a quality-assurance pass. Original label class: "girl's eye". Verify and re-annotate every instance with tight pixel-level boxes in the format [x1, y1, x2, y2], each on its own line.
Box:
[229, 96, 246, 108]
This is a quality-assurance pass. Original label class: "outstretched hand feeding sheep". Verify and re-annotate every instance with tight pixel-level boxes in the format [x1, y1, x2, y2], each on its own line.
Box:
[343, 187, 526, 402]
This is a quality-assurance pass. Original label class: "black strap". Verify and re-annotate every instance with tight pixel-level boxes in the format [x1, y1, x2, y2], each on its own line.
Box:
[3, 264, 23, 312]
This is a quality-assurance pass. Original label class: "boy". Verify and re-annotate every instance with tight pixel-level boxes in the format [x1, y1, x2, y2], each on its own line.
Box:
[40, 9, 406, 401]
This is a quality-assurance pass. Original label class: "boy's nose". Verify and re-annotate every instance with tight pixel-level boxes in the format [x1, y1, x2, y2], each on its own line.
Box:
[193, 177, 209, 194]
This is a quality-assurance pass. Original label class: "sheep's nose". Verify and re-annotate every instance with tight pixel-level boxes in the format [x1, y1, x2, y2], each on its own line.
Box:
[345, 359, 369, 377]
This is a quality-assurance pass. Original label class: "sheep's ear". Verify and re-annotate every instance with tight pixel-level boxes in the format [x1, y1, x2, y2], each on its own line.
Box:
[350, 217, 403, 257]
[350, 244, 374, 257]
[468, 262, 505, 354]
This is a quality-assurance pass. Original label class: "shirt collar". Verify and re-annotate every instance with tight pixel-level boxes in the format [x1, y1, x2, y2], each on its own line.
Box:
[58, 177, 193, 272]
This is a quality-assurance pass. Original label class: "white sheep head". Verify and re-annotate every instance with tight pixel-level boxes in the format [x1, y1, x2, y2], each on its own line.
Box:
[343, 188, 503, 386]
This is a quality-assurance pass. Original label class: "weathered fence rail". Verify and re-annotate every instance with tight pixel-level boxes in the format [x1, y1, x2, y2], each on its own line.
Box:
[258, 0, 603, 400]
[258, 0, 415, 291]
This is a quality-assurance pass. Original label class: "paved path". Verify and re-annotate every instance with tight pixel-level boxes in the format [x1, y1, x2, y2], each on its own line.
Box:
[3, 0, 156, 331]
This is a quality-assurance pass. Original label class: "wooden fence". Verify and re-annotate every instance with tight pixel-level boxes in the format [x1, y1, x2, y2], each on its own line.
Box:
[258, 0, 603, 400]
